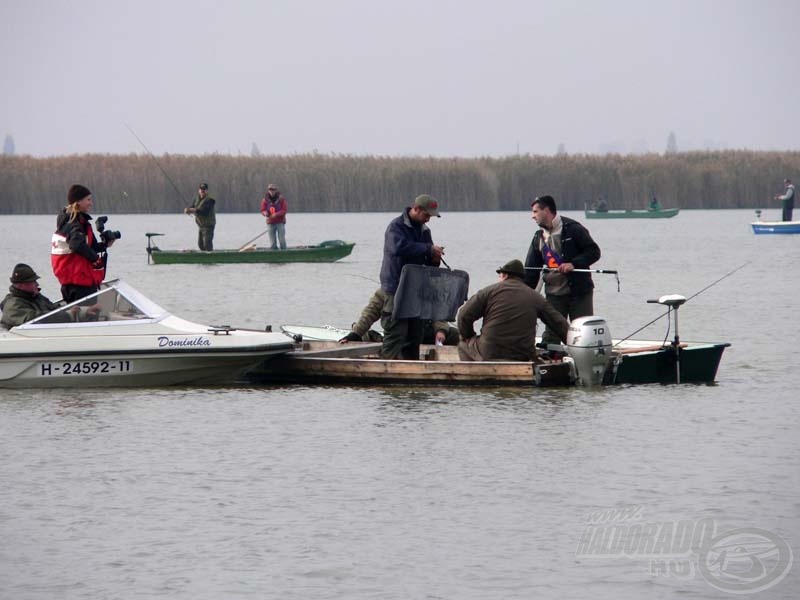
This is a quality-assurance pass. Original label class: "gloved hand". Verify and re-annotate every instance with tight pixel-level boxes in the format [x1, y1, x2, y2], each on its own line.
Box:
[339, 331, 363, 343]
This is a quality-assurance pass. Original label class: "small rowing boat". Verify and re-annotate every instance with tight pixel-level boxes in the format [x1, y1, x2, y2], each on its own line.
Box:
[750, 210, 800, 234]
[585, 207, 680, 219]
[146, 234, 355, 264]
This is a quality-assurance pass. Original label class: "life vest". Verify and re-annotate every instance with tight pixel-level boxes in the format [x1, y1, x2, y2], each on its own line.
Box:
[51, 219, 105, 287]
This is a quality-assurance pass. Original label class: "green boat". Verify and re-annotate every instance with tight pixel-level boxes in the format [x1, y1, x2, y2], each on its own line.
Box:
[585, 207, 680, 219]
[146, 234, 355, 264]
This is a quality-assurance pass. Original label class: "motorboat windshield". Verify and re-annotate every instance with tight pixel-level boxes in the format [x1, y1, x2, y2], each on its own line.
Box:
[20, 280, 170, 328]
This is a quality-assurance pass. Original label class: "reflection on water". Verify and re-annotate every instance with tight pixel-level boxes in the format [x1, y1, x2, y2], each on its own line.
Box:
[1, 211, 799, 599]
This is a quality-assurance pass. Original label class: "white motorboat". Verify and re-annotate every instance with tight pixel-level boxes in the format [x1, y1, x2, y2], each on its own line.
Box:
[0, 280, 297, 388]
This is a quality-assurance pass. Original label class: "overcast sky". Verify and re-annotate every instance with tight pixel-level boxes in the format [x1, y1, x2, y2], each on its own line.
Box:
[1, 0, 797, 158]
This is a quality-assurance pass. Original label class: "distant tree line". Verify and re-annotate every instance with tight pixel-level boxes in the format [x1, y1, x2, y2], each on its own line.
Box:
[0, 150, 797, 215]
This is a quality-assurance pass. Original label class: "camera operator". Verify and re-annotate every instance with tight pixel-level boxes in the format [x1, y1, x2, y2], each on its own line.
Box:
[51, 184, 118, 303]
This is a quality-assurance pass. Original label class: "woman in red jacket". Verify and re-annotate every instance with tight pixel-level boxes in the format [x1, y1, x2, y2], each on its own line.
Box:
[51, 184, 115, 303]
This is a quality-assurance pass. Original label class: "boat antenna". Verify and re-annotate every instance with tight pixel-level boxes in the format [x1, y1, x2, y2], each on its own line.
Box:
[125, 123, 190, 206]
[614, 260, 752, 345]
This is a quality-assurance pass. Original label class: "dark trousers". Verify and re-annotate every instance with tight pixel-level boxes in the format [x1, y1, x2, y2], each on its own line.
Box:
[782, 200, 794, 222]
[380, 314, 424, 360]
[542, 291, 594, 346]
[198, 226, 215, 251]
[61, 284, 100, 304]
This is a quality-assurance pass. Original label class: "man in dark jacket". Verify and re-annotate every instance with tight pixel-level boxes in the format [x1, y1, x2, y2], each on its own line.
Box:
[1, 264, 69, 328]
[184, 182, 216, 250]
[378, 194, 445, 359]
[458, 259, 569, 361]
[524, 195, 601, 346]
[774, 178, 795, 222]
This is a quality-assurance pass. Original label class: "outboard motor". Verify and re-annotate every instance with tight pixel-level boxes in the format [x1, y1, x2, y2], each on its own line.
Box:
[565, 316, 612, 386]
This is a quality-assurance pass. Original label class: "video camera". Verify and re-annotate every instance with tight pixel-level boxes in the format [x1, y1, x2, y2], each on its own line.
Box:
[96, 216, 122, 243]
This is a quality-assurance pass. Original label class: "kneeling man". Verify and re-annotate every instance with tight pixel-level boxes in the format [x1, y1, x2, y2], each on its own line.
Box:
[457, 259, 569, 361]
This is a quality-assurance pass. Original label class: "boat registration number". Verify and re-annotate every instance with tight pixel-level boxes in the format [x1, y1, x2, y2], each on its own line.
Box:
[37, 360, 133, 377]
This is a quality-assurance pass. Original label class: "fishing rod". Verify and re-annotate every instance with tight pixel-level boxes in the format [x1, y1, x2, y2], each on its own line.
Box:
[525, 266, 618, 274]
[125, 123, 190, 207]
[525, 266, 620, 291]
[614, 260, 752, 346]
[237, 229, 269, 251]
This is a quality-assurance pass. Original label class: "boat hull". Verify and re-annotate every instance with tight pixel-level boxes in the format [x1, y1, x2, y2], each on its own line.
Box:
[248, 343, 575, 386]
[248, 339, 730, 387]
[149, 241, 355, 264]
[0, 348, 294, 388]
[585, 208, 680, 219]
[613, 343, 730, 384]
[751, 221, 800, 234]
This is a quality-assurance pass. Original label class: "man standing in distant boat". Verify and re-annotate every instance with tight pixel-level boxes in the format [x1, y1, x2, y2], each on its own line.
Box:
[774, 178, 795, 222]
[649, 196, 662, 211]
[184, 183, 216, 251]
[524, 195, 601, 348]
[379, 194, 445, 359]
[457, 259, 569, 362]
[260, 184, 288, 249]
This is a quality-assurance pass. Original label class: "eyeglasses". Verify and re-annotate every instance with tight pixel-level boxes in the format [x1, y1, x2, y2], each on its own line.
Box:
[268, 188, 276, 191]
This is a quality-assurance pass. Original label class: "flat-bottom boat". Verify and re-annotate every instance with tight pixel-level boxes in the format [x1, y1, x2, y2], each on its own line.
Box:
[751, 220, 800, 234]
[253, 311, 729, 386]
[0, 280, 297, 388]
[585, 207, 680, 219]
[750, 209, 800, 234]
[146, 234, 355, 264]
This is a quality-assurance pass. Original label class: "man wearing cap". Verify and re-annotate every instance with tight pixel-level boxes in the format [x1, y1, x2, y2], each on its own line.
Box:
[51, 184, 114, 303]
[457, 259, 569, 362]
[378, 194, 445, 359]
[1, 264, 68, 328]
[260, 184, 289, 249]
[773, 178, 795, 222]
[184, 183, 216, 250]
[524, 195, 601, 347]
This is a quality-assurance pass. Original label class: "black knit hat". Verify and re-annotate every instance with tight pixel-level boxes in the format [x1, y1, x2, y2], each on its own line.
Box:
[68, 184, 92, 204]
[10, 263, 39, 283]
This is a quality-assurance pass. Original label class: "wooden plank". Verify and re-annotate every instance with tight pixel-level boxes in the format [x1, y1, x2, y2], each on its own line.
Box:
[616, 343, 687, 355]
[292, 342, 382, 358]
[272, 355, 538, 383]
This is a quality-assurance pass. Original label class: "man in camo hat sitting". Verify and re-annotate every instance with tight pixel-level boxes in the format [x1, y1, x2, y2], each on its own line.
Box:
[1, 263, 67, 328]
[457, 259, 569, 362]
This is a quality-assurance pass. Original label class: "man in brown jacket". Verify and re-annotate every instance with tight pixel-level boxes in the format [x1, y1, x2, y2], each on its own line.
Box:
[457, 259, 569, 362]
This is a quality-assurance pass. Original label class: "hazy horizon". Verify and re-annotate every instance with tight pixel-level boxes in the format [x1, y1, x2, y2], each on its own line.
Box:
[2, 0, 798, 158]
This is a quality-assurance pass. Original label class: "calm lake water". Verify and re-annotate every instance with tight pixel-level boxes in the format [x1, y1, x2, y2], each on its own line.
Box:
[1, 209, 798, 599]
